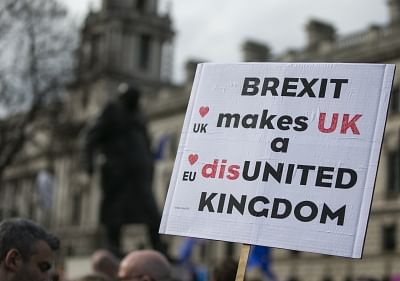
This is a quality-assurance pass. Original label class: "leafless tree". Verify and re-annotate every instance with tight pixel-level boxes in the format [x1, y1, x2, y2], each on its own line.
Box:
[0, 0, 78, 178]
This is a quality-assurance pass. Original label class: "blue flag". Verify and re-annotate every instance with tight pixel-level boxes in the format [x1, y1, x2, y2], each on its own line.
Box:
[178, 237, 198, 263]
[248, 246, 276, 280]
[154, 135, 170, 160]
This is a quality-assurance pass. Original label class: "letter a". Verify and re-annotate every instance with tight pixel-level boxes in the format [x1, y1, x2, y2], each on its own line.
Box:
[271, 137, 289, 153]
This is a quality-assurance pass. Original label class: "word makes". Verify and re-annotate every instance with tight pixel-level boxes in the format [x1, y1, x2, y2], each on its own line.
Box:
[217, 109, 308, 131]
[198, 192, 346, 225]
[201, 159, 357, 189]
[242, 77, 349, 99]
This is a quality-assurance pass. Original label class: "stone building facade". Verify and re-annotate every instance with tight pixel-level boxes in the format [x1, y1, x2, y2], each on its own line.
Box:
[266, 3, 400, 281]
[0, 0, 179, 259]
[0, 0, 399, 280]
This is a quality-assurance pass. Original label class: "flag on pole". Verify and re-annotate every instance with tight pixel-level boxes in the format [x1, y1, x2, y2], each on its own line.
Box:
[248, 246, 276, 281]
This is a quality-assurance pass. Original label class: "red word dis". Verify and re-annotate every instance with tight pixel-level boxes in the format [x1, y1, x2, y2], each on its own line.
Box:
[201, 159, 240, 180]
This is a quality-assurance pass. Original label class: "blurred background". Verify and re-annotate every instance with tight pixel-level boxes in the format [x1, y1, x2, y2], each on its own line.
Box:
[0, 0, 399, 281]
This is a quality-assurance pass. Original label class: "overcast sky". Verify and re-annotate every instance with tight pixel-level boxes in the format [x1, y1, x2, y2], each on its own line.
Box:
[62, 0, 389, 82]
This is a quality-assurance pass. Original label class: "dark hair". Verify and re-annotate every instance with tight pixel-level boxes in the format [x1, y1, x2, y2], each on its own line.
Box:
[0, 218, 60, 262]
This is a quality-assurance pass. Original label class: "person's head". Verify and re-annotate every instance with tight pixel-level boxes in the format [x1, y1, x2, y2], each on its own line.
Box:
[118, 250, 171, 281]
[92, 249, 119, 280]
[212, 257, 238, 281]
[118, 83, 141, 110]
[0, 218, 60, 281]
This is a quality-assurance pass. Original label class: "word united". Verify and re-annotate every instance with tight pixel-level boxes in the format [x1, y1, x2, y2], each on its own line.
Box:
[199, 159, 357, 189]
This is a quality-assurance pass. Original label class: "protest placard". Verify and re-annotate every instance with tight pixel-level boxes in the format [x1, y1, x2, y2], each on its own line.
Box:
[159, 63, 395, 258]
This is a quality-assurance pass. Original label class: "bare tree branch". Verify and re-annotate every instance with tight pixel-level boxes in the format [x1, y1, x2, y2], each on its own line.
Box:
[0, 0, 78, 179]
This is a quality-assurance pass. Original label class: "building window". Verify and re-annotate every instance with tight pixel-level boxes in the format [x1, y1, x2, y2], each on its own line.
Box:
[226, 242, 235, 257]
[138, 34, 151, 71]
[387, 149, 400, 197]
[169, 133, 179, 158]
[382, 224, 396, 252]
[389, 85, 399, 114]
[9, 181, 19, 217]
[81, 92, 89, 110]
[136, 0, 146, 13]
[71, 192, 82, 225]
[90, 34, 101, 68]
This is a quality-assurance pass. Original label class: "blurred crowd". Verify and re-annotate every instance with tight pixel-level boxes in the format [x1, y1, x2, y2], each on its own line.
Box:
[0, 217, 240, 281]
[0, 218, 399, 281]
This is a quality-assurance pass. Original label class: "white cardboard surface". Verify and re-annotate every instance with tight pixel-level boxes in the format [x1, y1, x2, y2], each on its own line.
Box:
[159, 63, 395, 258]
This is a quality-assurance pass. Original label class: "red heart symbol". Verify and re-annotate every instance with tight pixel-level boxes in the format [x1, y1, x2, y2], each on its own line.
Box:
[199, 106, 209, 117]
[188, 154, 198, 165]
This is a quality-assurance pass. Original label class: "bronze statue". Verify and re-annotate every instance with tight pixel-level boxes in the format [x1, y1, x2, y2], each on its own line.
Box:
[84, 84, 165, 256]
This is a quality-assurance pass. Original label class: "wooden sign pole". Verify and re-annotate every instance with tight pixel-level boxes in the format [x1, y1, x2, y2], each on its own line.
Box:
[235, 244, 251, 281]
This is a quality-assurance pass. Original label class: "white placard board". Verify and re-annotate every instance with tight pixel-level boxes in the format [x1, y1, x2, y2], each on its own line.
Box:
[159, 63, 395, 258]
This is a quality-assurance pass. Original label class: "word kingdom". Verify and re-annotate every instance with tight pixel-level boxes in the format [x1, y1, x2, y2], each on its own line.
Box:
[198, 192, 346, 226]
